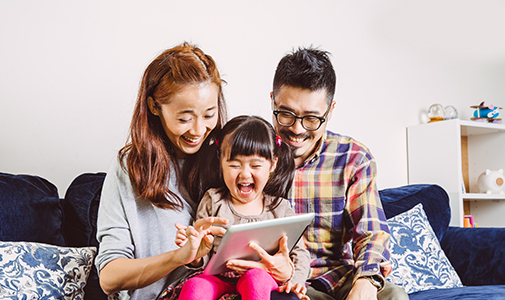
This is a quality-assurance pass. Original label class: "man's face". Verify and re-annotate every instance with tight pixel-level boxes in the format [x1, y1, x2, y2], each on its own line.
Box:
[271, 85, 334, 167]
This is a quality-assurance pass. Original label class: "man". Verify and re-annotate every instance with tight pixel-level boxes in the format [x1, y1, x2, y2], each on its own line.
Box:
[270, 47, 408, 300]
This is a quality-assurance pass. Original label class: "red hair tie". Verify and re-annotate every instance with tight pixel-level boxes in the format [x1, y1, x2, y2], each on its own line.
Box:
[215, 139, 219, 147]
[276, 135, 282, 147]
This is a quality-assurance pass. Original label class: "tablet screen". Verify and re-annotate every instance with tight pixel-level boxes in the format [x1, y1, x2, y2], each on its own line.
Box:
[203, 213, 314, 275]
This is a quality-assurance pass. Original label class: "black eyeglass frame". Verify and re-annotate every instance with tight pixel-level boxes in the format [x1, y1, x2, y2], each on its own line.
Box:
[272, 101, 332, 131]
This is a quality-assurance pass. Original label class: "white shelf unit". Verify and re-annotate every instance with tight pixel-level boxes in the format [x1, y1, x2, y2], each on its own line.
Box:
[407, 119, 505, 227]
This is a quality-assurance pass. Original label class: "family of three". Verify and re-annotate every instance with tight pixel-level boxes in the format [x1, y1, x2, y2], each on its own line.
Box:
[95, 42, 409, 300]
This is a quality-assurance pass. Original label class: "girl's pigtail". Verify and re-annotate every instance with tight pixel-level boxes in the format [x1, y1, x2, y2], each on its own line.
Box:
[263, 140, 295, 201]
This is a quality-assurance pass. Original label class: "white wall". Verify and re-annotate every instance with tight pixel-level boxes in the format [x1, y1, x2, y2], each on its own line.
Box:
[1, 0, 505, 196]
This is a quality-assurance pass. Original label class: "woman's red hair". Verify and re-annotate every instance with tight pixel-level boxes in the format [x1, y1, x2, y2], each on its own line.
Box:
[119, 42, 227, 210]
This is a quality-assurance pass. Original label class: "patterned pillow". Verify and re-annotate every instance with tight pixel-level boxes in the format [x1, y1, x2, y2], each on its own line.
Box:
[386, 203, 463, 294]
[0, 241, 96, 299]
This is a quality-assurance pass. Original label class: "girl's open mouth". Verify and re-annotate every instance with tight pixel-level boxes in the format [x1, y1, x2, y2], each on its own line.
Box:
[238, 183, 254, 195]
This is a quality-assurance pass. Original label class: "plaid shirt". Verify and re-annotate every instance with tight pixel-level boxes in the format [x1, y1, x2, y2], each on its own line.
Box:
[287, 131, 390, 297]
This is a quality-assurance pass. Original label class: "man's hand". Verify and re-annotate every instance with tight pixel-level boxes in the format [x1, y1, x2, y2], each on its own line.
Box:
[346, 278, 378, 300]
[279, 281, 310, 300]
[225, 235, 294, 283]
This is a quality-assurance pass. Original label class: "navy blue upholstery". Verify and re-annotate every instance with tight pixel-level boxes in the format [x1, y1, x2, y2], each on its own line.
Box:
[379, 184, 450, 242]
[0, 172, 65, 246]
[63, 172, 107, 300]
[380, 184, 505, 299]
[2, 172, 505, 300]
[442, 226, 505, 286]
[408, 285, 505, 300]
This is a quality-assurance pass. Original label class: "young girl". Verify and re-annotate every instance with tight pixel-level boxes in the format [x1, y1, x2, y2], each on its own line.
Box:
[176, 115, 311, 300]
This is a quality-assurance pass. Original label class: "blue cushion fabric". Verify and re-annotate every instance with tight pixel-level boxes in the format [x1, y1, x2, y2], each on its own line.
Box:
[63, 172, 107, 300]
[63, 172, 106, 248]
[441, 226, 505, 286]
[408, 285, 505, 300]
[0, 172, 65, 246]
[386, 204, 462, 294]
[379, 184, 450, 242]
[0, 241, 96, 299]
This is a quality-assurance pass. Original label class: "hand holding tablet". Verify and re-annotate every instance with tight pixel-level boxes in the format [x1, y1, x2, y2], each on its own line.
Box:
[203, 213, 315, 276]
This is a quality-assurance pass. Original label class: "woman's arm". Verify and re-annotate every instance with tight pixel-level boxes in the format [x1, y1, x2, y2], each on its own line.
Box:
[99, 248, 187, 295]
[99, 217, 228, 295]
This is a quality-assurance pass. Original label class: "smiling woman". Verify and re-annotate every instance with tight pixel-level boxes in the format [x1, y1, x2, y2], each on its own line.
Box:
[94, 42, 229, 300]
[147, 82, 219, 158]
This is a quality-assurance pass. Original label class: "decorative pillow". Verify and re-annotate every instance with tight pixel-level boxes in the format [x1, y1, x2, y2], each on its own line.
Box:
[0, 241, 96, 299]
[386, 203, 463, 294]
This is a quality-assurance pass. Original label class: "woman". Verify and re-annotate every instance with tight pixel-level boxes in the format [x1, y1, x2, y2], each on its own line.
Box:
[96, 42, 229, 300]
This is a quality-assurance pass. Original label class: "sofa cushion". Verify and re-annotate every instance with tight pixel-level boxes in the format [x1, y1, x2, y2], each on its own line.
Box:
[407, 285, 505, 300]
[62, 172, 106, 248]
[63, 172, 107, 300]
[0, 172, 65, 246]
[379, 184, 450, 242]
[386, 203, 462, 294]
[0, 241, 96, 299]
[442, 226, 505, 286]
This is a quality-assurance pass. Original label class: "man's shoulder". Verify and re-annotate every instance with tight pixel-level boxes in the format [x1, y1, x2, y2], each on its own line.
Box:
[323, 130, 371, 154]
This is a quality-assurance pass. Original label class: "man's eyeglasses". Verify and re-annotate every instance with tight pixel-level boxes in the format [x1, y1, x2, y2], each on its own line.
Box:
[273, 103, 332, 131]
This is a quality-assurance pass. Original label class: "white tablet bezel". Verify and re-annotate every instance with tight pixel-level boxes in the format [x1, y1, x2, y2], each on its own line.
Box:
[203, 213, 315, 276]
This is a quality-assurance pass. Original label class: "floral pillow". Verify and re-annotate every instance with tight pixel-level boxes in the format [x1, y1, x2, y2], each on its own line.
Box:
[386, 203, 463, 294]
[0, 241, 96, 299]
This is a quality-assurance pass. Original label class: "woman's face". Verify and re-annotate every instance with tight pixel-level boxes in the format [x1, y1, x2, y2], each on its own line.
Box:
[151, 82, 219, 158]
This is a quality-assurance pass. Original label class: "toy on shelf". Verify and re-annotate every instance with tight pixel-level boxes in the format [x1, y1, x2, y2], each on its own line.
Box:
[464, 215, 478, 228]
[427, 104, 445, 123]
[471, 101, 502, 123]
[444, 105, 458, 120]
[477, 169, 505, 194]
[427, 104, 459, 123]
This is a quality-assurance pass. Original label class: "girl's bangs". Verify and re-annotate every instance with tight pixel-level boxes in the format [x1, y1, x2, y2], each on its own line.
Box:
[228, 123, 272, 161]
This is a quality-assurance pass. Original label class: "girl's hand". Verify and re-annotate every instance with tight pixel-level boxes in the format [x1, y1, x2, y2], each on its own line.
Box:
[174, 223, 188, 247]
[279, 281, 310, 300]
[175, 217, 228, 266]
[225, 235, 293, 283]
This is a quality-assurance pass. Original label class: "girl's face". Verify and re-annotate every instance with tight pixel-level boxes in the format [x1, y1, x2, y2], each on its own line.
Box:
[149, 82, 219, 158]
[221, 143, 277, 210]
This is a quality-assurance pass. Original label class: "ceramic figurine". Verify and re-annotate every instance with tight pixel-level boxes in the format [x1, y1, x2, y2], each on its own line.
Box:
[478, 169, 505, 194]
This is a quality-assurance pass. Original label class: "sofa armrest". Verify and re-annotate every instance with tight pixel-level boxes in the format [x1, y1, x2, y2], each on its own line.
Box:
[441, 226, 505, 286]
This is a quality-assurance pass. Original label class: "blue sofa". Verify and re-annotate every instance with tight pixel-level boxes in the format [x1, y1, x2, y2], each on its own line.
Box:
[1, 172, 505, 299]
[380, 184, 505, 299]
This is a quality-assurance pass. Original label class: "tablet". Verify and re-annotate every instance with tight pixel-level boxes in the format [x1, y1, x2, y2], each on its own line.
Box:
[203, 212, 315, 275]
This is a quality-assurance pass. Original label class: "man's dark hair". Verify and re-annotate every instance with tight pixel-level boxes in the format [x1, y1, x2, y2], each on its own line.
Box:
[273, 47, 336, 104]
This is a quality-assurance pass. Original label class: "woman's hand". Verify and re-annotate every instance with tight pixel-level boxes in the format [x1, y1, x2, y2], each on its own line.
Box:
[225, 235, 294, 283]
[279, 281, 310, 300]
[175, 217, 228, 266]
